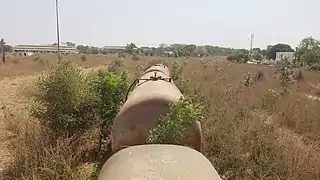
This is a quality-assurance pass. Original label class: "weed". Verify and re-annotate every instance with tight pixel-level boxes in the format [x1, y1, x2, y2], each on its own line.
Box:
[107, 58, 122, 73]
[147, 96, 204, 144]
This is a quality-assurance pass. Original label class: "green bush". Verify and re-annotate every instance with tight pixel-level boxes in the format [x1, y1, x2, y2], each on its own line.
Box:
[90, 69, 129, 150]
[31, 59, 129, 139]
[147, 96, 204, 144]
[227, 53, 249, 63]
[31, 60, 94, 137]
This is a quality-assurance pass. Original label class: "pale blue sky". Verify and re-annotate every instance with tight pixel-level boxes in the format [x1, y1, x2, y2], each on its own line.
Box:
[2, 0, 320, 49]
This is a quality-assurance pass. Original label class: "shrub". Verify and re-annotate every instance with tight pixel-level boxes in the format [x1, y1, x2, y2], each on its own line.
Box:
[4, 60, 129, 180]
[147, 96, 204, 144]
[133, 64, 145, 80]
[31, 59, 129, 140]
[276, 58, 296, 94]
[89, 69, 129, 155]
[254, 69, 264, 82]
[171, 60, 185, 81]
[80, 55, 87, 62]
[227, 53, 249, 63]
[2, 115, 98, 180]
[253, 53, 263, 61]
[107, 58, 122, 73]
[294, 68, 304, 82]
[171, 60, 188, 93]
[262, 89, 281, 113]
[227, 55, 235, 61]
[31, 60, 94, 138]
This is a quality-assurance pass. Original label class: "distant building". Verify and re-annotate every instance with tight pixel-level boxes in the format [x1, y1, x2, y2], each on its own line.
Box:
[140, 46, 151, 52]
[163, 51, 174, 57]
[102, 46, 126, 54]
[275, 52, 295, 62]
[13, 44, 78, 56]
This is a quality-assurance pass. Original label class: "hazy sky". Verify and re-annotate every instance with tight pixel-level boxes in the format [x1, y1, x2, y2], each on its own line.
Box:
[2, 0, 320, 49]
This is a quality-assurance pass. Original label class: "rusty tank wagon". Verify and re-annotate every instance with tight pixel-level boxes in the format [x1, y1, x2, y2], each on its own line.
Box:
[98, 64, 222, 180]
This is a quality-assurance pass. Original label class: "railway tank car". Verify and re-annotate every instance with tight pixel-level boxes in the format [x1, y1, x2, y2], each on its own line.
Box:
[97, 63, 222, 180]
[110, 64, 202, 153]
[97, 144, 222, 180]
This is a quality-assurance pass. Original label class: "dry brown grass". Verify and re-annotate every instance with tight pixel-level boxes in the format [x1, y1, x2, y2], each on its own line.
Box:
[1, 55, 320, 179]
[0, 54, 113, 80]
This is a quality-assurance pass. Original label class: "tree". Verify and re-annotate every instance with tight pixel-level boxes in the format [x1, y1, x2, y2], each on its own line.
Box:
[90, 46, 100, 54]
[253, 48, 262, 54]
[66, 42, 76, 47]
[77, 45, 89, 54]
[125, 43, 137, 55]
[261, 49, 267, 57]
[266, 43, 295, 60]
[151, 47, 157, 56]
[156, 43, 167, 56]
[253, 54, 263, 61]
[4, 45, 13, 52]
[185, 44, 197, 56]
[227, 50, 250, 63]
[295, 37, 320, 69]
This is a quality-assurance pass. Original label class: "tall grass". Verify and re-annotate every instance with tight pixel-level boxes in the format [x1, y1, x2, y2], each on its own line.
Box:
[1, 56, 320, 180]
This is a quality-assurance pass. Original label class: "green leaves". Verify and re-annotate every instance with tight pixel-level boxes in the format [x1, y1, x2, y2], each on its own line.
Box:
[296, 37, 320, 70]
[147, 96, 204, 144]
[31, 59, 129, 138]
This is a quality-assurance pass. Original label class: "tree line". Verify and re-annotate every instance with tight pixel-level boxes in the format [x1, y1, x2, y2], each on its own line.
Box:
[2, 37, 320, 70]
[0, 40, 291, 58]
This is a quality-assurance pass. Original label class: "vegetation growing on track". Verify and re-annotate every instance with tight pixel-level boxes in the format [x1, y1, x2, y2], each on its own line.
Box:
[147, 96, 204, 144]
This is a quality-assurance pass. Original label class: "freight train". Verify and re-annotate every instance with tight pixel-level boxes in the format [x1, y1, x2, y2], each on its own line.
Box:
[97, 64, 222, 180]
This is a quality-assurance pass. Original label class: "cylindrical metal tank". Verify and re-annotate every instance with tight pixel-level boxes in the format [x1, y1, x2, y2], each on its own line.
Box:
[110, 64, 202, 153]
[98, 144, 222, 180]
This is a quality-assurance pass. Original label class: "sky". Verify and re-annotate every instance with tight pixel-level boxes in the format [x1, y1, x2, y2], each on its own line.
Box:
[2, 0, 320, 49]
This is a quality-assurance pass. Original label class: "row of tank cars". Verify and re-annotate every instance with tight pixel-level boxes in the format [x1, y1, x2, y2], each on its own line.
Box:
[97, 64, 222, 180]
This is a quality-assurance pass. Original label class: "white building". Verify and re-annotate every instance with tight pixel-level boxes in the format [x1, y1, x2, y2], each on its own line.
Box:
[13, 44, 78, 56]
[275, 52, 295, 62]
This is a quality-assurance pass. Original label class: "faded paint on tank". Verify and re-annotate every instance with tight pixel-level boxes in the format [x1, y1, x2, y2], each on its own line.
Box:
[98, 144, 222, 180]
[111, 64, 202, 153]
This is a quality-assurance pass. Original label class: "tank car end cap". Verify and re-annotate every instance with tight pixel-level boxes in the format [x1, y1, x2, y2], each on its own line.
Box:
[97, 144, 222, 180]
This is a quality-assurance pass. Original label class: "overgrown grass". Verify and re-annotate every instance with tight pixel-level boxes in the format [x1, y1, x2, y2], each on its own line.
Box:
[2, 58, 129, 180]
[1, 56, 320, 180]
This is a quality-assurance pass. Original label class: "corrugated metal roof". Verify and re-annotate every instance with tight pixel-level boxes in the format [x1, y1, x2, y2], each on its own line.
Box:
[103, 46, 126, 50]
[15, 44, 75, 49]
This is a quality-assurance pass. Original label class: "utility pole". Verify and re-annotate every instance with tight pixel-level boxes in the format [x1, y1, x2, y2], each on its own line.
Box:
[55, 0, 61, 57]
[0, 38, 5, 64]
[250, 33, 254, 60]
[250, 33, 254, 51]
